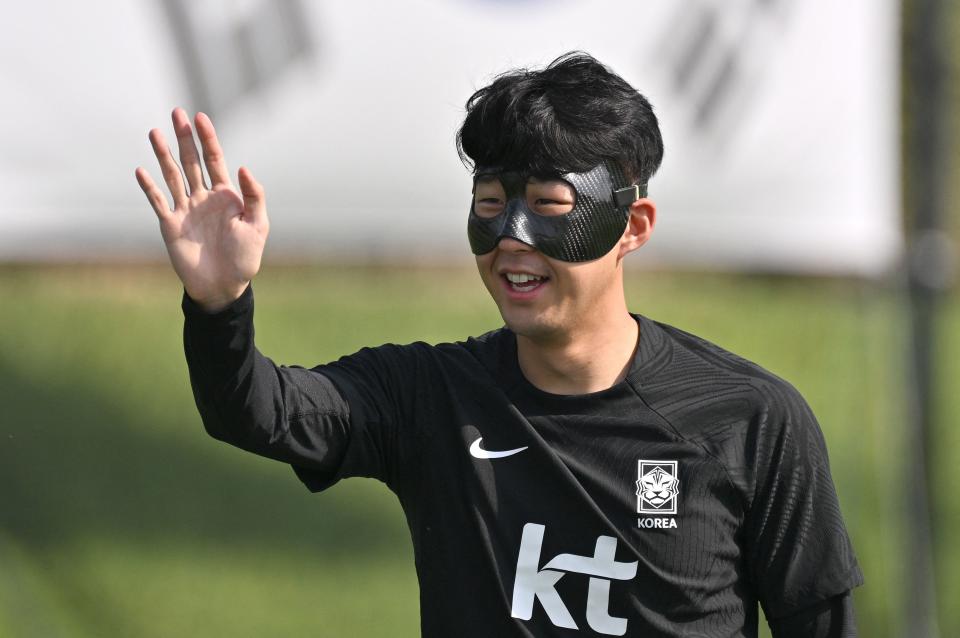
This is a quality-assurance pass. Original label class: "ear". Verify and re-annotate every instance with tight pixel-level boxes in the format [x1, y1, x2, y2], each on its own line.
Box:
[617, 198, 657, 260]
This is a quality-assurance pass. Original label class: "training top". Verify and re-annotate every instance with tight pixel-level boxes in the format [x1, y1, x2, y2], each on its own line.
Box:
[181, 283, 863, 638]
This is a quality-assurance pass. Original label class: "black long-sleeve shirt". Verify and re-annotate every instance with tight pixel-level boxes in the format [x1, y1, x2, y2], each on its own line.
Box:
[182, 283, 862, 637]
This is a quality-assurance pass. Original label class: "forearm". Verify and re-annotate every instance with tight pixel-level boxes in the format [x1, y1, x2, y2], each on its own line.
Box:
[181, 283, 350, 469]
[768, 592, 857, 638]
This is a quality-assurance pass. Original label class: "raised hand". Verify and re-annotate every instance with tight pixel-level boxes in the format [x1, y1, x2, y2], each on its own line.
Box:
[135, 108, 269, 313]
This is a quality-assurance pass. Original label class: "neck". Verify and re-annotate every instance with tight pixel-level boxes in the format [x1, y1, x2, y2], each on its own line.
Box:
[515, 307, 640, 395]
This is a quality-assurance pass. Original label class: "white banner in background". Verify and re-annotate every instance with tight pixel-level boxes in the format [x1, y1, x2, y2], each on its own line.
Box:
[0, 0, 899, 275]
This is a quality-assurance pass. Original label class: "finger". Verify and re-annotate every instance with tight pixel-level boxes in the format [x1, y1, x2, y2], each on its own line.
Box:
[148, 128, 189, 210]
[238, 166, 267, 225]
[172, 107, 206, 194]
[135, 167, 172, 220]
[195, 112, 232, 188]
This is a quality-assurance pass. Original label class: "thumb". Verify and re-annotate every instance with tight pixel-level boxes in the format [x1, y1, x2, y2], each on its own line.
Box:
[238, 166, 267, 224]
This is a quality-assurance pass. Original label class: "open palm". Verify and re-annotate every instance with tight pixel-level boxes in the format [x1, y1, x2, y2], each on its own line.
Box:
[135, 108, 269, 312]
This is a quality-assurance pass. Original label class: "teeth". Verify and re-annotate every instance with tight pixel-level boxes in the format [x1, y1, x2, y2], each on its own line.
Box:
[506, 273, 544, 284]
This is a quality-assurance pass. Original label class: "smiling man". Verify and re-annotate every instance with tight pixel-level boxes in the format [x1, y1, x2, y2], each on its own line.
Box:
[137, 52, 862, 637]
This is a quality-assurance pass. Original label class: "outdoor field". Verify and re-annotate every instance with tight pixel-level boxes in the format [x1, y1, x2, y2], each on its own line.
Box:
[1, 262, 956, 637]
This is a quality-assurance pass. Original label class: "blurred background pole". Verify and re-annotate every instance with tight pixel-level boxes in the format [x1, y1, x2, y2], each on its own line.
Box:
[903, 0, 953, 635]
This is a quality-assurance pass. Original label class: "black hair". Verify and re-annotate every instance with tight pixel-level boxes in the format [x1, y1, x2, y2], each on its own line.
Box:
[456, 51, 664, 187]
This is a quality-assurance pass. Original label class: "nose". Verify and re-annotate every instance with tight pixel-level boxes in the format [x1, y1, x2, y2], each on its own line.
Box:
[496, 235, 534, 253]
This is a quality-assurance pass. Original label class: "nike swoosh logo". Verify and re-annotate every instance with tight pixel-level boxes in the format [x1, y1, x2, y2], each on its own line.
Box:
[469, 436, 528, 459]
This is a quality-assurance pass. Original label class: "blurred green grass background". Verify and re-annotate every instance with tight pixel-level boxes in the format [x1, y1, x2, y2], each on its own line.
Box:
[1, 262, 956, 637]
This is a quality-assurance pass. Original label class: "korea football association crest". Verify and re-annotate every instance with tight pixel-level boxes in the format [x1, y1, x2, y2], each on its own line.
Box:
[636, 460, 679, 529]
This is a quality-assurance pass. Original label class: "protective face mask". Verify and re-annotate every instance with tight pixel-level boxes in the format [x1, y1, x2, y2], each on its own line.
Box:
[467, 161, 644, 262]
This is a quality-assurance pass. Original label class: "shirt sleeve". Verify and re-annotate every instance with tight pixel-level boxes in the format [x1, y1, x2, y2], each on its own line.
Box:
[296, 341, 431, 495]
[744, 382, 864, 621]
[768, 591, 858, 638]
[181, 283, 412, 493]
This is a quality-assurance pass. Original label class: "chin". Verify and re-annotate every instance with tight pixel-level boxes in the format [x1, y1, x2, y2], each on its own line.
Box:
[500, 308, 562, 341]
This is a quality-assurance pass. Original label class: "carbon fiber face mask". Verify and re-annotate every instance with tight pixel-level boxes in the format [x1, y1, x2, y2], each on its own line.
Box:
[467, 161, 645, 262]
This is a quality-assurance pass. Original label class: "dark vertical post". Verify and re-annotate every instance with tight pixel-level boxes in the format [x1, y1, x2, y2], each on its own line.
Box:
[903, 0, 951, 635]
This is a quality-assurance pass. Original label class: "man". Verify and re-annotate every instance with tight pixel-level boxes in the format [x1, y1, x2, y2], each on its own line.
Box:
[136, 52, 863, 637]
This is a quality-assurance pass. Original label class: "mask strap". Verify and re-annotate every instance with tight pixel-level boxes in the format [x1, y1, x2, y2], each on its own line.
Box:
[613, 183, 648, 207]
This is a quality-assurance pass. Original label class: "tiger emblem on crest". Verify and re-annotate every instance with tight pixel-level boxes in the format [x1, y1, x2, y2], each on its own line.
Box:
[636, 460, 680, 515]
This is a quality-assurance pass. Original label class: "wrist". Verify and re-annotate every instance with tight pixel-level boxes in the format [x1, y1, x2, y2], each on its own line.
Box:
[187, 283, 249, 314]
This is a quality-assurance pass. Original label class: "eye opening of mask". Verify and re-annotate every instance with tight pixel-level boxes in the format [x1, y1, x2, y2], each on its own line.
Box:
[471, 172, 509, 218]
